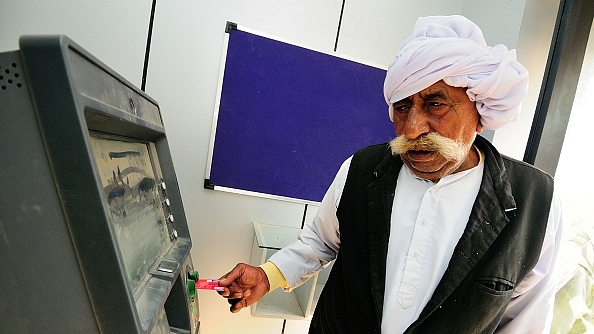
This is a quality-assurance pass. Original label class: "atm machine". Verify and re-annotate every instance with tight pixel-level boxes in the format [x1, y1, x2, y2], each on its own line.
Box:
[0, 35, 199, 333]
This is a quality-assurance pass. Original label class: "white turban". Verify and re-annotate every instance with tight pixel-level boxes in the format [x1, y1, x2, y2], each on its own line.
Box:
[383, 15, 529, 130]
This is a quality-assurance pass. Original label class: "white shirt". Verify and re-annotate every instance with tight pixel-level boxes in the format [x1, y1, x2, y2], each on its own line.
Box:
[382, 158, 483, 332]
[269, 155, 563, 333]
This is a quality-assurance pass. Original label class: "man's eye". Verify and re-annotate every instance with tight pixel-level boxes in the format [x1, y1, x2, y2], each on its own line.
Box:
[427, 102, 448, 114]
[393, 104, 410, 112]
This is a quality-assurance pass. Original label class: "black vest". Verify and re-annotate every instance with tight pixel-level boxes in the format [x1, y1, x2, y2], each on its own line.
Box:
[309, 135, 554, 334]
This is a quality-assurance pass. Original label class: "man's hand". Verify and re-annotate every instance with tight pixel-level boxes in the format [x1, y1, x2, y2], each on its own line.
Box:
[218, 263, 271, 313]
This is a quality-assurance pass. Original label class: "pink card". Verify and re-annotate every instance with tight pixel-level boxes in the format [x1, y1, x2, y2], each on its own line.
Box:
[195, 279, 225, 292]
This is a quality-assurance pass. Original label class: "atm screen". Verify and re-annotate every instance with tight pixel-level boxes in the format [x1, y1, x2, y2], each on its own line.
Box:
[90, 134, 172, 293]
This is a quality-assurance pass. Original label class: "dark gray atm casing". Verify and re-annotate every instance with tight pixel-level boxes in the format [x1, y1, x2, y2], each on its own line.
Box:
[0, 35, 198, 334]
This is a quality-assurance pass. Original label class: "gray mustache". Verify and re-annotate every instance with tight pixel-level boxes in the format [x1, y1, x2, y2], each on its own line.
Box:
[389, 132, 469, 162]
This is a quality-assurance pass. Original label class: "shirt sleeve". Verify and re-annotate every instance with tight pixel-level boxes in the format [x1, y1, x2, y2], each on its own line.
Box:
[267, 157, 352, 290]
[259, 261, 290, 291]
[495, 191, 564, 333]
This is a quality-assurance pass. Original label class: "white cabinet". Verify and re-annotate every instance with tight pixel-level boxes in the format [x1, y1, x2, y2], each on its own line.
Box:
[249, 222, 332, 319]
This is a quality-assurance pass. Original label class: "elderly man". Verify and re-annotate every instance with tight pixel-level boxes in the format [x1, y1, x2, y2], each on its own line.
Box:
[218, 15, 563, 333]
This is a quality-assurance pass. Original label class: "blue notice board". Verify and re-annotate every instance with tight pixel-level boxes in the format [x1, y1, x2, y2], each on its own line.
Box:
[206, 25, 394, 203]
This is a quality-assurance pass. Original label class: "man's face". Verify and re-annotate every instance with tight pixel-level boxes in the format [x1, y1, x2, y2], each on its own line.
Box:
[390, 80, 482, 181]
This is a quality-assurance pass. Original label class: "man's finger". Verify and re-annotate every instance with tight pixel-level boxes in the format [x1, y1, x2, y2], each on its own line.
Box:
[229, 298, 245, 313]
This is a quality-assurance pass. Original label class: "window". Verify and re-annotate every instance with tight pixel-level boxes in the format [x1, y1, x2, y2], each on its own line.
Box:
[554, 21, 594, 237]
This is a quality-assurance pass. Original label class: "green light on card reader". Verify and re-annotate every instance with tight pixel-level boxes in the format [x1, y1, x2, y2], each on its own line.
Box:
[187, 279, 196, 299]
[188, 270, 199, 281]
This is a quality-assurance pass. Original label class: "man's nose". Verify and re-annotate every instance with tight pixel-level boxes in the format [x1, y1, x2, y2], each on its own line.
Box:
[402, 106, 430, 139]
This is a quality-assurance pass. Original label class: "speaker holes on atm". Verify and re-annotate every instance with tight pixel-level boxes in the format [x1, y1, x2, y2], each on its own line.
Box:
[0, 62, 23, 91]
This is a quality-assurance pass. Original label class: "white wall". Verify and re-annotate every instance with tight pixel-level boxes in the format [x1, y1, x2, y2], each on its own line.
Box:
[336, 0, 465, 65]
[462, 0, 526, 47]
[0, 0, 150, 88]
[493, 0, 561, 159]
[0, 1, 559, 333]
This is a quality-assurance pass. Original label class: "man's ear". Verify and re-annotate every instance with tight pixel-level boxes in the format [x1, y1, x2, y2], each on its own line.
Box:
[477, 120, 484, 133]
